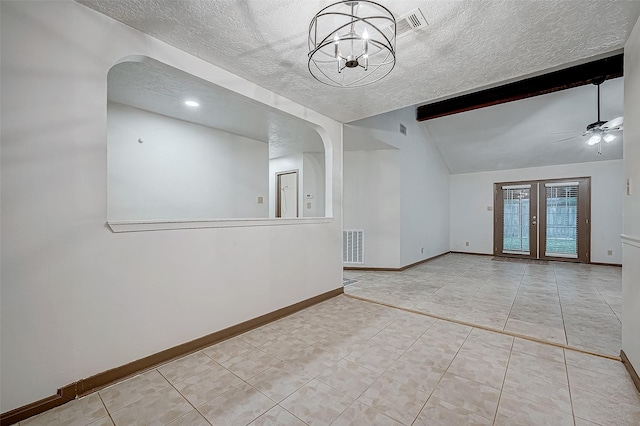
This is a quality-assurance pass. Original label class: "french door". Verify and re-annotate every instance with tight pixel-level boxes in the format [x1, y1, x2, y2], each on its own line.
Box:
[494, 178, 590, 262]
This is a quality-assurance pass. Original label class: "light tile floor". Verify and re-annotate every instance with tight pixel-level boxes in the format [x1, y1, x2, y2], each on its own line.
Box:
[344, 253, 622, 356]
[14, 295, 639, 425]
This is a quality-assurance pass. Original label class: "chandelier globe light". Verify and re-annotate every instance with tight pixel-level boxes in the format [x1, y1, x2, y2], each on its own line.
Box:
[308, 0, 396, 88]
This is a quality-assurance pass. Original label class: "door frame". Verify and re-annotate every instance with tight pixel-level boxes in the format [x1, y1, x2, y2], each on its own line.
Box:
[493, 177, 591, 263]
[276, 170, 299, 218]
[538, 177, 591, 263]
[493, 180, 538, 260]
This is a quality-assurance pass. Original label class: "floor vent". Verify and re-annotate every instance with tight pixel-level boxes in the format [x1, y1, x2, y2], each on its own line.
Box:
[343, 230, 364, 264]
[343, 278, 359, 286]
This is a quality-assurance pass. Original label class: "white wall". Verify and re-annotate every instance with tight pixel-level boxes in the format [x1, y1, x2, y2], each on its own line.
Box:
[623, 16, 640, 371]
[397, 110, 451, 266]
[108, 102, 269, 220]
[0, 0, 342, 413]
[344, 106, 451, 268]
[343, 150, 401, 267]
[450, 160, 624, 264]
[302, 152, 325, 217]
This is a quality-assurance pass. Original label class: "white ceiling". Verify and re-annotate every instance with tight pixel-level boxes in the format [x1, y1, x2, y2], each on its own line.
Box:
[108, 58, 324, 159]
[78, 0, 640, 123]
[421, 77, 624, 174]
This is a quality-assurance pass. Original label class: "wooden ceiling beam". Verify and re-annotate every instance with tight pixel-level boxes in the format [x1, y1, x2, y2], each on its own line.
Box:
[416, 53, 624, 122]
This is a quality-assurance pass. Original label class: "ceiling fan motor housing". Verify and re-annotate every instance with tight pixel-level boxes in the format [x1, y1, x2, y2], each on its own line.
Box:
[586, 120, 607, 132]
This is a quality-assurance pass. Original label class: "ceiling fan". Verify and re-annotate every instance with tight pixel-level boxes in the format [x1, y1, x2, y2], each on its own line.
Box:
[552, 77, 623, 154]
[575, 76, 623, 154]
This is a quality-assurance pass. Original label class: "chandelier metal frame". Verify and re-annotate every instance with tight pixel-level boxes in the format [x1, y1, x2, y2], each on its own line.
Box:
[308, 0, 397, 88]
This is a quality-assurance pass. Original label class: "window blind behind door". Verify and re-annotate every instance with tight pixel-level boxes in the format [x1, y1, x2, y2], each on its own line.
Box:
[544, 183, 578, 258]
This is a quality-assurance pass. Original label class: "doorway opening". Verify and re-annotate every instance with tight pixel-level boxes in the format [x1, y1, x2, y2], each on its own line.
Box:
[494, 177, 591, 262]
[276, 170, 299, 218]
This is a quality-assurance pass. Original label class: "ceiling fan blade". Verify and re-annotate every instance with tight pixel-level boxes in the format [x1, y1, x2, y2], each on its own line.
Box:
[548, 131, 581, 137]
[601, 116, 623, 130]
[552, 135, 580, 144]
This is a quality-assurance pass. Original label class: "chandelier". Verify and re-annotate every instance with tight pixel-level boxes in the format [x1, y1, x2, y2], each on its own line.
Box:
[308, 1, 396, 88]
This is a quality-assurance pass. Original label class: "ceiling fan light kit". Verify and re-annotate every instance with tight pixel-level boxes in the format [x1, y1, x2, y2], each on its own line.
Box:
[308, 0, 397, 87]
[586, 133, 601, 146]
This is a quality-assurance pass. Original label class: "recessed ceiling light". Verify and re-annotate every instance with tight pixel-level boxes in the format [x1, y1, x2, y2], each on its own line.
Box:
[184, 100, 199, 107]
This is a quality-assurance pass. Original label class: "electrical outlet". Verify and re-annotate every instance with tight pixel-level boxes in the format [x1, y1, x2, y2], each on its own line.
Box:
[257, 196, 264, 204]
[607, 250, 613, 256]
[421, 247, 424, 254]
[465, 242, 469, 247]
[306, 202, 312, 209]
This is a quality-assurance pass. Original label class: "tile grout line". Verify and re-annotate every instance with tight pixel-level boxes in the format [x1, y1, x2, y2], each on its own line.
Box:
[156, 351, 279, 426]
[98, 369, 176, 421]
[592, 283, 623, 325]
[503, 262, 527, 334]
[276, 403, 310, 425]
[553, 263, 571, 349]
[167, 353, 294, 426]
[491, 336, 515, 425]
[562, 348, 578, 426]
[410, 323, 474, 426]
[155, 368, 215, 426]
[96, 392, 116, 426]
[277, 343, 351, 424]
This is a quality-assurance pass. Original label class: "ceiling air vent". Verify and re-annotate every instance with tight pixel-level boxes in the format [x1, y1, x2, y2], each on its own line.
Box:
[382, 8, 428, 40]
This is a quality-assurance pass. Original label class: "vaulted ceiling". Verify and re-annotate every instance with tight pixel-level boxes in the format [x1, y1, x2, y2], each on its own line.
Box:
[79, 0, 640, 123]
[422, 77, 624, 173]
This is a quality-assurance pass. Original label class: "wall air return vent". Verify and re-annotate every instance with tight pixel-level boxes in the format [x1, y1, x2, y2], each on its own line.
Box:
[382, 8, 428, 40]
[343, 230, 364, 264]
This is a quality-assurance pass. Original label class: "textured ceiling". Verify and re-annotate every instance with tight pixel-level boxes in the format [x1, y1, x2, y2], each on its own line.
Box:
[108, 58, 324, 159]
[421, 77, 624, 174]
[78, 0, 640, 123]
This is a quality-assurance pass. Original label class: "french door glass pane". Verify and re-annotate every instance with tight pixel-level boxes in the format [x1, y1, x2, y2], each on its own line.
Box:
[503, 187, 530, 254]
[545, 183, 578, 258]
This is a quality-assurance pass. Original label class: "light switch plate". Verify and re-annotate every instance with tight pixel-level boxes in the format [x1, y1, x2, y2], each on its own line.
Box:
[627, 177, 632, 196]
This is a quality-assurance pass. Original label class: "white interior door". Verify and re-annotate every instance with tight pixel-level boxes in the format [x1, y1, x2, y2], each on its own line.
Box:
[277, 171, 298, 218]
